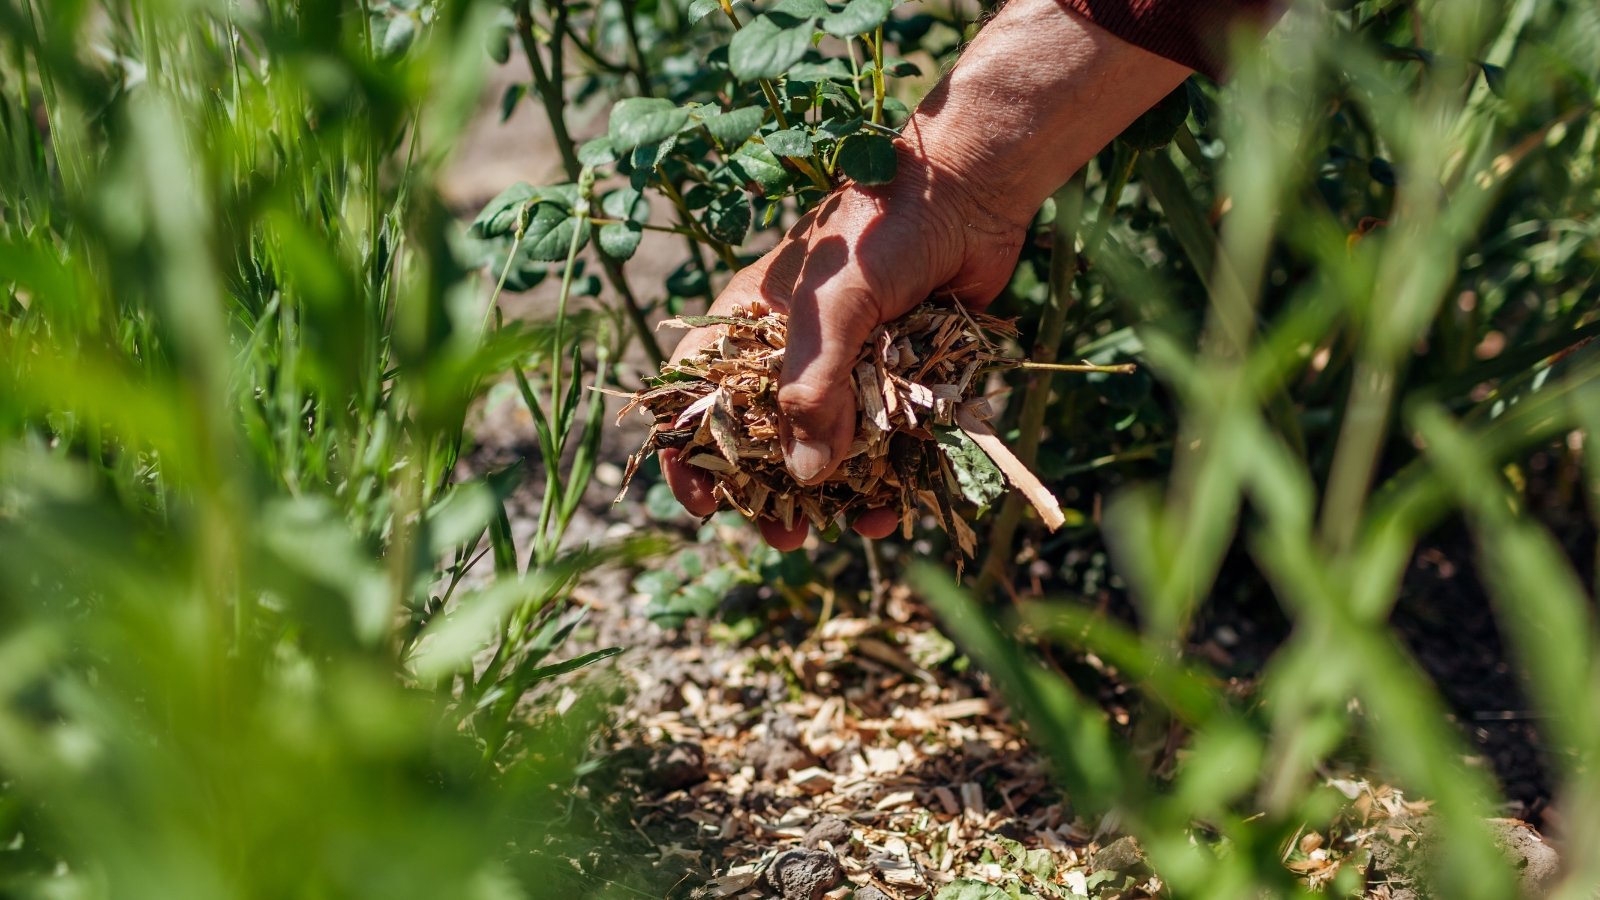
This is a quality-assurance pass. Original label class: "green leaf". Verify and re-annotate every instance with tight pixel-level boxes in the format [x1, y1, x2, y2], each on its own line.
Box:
[837, 133, 897, 185]
[425, 481, 499, 558]
[934, 426, 1005, 508]
[598, 222, 642, 260]
[645, 482, 687, 521]
[523, 202, 590, 261]
[820, 0, 892, 36]
[1116, 82, 1190, 150]
[728, 14, 813, 81]
[770, 0, 828, 21]
[379, 14, 416, 58]
[764, 126, 813, 157]
[578, 136, 617, 166]
[608, 97, 691, 150]
[702, 106, 766, 146]
[726, 141, 794, 195]
[471, 182, 536, 238]
[486, 24, 513, 63]
[522, 647, 624, 685]
[816, 115, 864, 139]
[704, 190, 752, 245]
[934, 880, 1011, 900]
[498, 82, 526, 123]
[687, 0, 723, 23]
[601, 187, 650, 222]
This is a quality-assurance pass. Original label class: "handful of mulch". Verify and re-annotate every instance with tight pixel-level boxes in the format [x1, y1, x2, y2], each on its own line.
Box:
[616, 302, 1066, 555]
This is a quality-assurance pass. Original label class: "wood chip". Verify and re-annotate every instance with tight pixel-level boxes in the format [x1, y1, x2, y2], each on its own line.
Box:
[618, 302, 1053, 557]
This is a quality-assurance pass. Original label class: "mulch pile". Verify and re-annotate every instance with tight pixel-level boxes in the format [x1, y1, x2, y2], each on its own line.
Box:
[617, 302, 1064, 560]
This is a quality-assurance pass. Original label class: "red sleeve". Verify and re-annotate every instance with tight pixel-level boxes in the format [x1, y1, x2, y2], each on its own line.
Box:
[1058, 0, 1281, 80]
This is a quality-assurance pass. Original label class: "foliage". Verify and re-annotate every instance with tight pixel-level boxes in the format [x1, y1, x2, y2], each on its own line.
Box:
[0, 0, 647, 895]
[912, 1, 1600, 898]
[486, 1, 1600, 895]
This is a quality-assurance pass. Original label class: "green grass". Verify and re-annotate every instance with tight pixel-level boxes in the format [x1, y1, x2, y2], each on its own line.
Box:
[0, 1, 643, 895]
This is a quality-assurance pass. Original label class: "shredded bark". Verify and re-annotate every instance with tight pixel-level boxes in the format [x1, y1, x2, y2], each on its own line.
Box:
[616, 302, 1064, 551]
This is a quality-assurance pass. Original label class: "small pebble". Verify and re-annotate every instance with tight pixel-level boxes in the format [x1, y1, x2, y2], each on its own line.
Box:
[802, 816, 853, 849]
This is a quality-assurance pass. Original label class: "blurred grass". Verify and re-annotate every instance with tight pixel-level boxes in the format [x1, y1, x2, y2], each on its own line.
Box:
[925, 0, 1600, 897]
[0, 0, 647, 895]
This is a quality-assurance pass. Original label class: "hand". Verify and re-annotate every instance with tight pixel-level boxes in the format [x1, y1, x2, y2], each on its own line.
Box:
[661, 0, 1191, 551]
[661, 147, 1030, 551]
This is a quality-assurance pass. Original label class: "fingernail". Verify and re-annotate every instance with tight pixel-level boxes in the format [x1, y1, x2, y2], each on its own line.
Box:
[786, 439, 831, 483]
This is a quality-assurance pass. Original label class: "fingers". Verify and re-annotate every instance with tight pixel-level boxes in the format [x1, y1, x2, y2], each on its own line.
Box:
[851, 507, 899, 540]
[777, 272, 881, 485]
[660, 448, 719, 517]
[758, 506, 895, 549]
[758, 517, 808, 552]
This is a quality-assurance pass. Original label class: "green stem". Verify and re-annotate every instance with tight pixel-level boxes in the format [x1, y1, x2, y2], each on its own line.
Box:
[658, 171, 739, 271]
[481, 205, 531, 335]
[514, 0, 663, 365]
[715, 0, 832, 192]
[532, 186, 591, 560]
[975, 176, 1085, 595]
[869, 26, 886, 126]
[988, 360, 1136, 375]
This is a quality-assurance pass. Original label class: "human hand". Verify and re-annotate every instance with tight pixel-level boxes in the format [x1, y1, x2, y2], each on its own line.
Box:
[660, 0, 1191, 551]
[660, 147, 1029, 551]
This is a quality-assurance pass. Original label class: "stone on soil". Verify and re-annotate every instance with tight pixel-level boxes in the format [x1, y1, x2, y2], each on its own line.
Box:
[646, 741, 708, 791]
[802, 816, 854, 849]
[762, 848, 845, 900]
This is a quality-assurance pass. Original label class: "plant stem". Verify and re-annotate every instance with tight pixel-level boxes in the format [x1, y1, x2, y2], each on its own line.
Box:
[869, 26, 886, 126]
[657, 171, 740, 271]
[618, 0, 652, 96]
[715, 0, 833, 192]
[975, 176, 1085, 595]
[989, 360, 1136, 375]
[513, 0, 663, 365]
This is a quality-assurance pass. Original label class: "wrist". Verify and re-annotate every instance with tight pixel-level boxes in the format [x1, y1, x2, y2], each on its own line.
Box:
[900, 0, 1192, 221]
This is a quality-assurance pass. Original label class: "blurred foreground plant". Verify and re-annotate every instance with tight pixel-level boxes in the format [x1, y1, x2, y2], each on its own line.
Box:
[0, 0, 651, 894]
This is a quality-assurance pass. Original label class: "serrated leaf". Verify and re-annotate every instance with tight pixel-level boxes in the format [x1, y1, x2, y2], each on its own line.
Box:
[728, 14, 813, 81]
[608, 97, 691, 150]
[837, 133, 897, 185]
[816, 115, 864, 139]
[788, 58, 853, 81]
[523, 202, 590, 261]
[702, 106, 766, 145]
[727, 141, 793, 195]
[704, 191, 752, 244]
[764, 126, 813, 157]
[578, 136, 617, 166]
[820, 0, 891, 36]
[935, 426, 1005, 508]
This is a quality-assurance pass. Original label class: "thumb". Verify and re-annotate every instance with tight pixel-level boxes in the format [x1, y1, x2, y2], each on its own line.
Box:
[777, 267, 892, 486]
